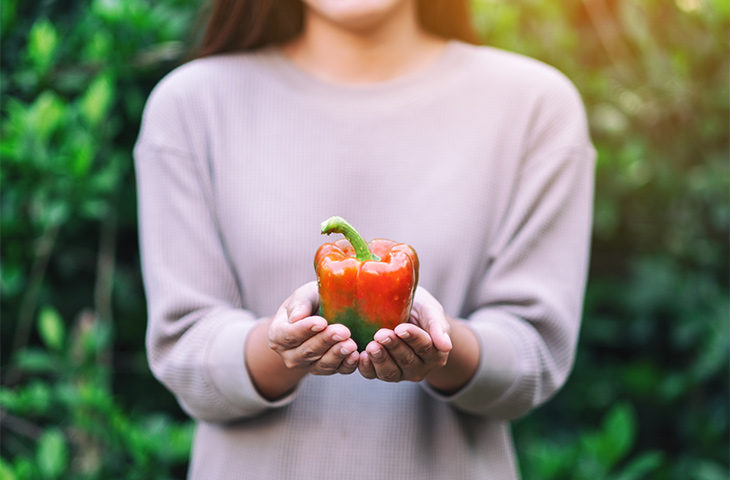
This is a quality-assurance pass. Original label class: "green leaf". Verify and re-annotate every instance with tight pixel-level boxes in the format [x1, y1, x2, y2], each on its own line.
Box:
[41, 202, 71, 228]
[92, 0, 125, 21]
[26, 18, 58, 75]
[80, 199, 109, 219]
[28, 91, 65, 142]
[37, 306, 65, 351]
[10, 459, 34, 480]
[525, 439, 572, 479]
[68, 130, 96, 177]
[14, 348, 58, 373]
[36, 429, 68, 479]
[605, 403, 636, 454]
[599, 403, 637, 469]
[84, 31, 114, 63]
[0, 263, 24, 297]
[17, 381, 53, 414]
[612, 451, 664, 480]
[0, 457, 18, 480]
[690, 459, 730, 480]
[0, 387, 19, 410]
[79, 74, 114, 127]
[0, 0, 18, 40]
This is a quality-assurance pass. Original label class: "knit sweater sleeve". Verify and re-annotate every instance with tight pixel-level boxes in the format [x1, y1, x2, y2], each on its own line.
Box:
[425, 68, 596, 420]
[134, 69, 296, 423]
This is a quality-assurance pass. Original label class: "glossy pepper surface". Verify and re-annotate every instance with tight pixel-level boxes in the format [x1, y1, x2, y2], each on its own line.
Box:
[314, 216, 419, 350]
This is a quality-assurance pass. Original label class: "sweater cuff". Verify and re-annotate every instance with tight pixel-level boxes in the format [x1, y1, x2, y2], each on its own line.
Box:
[207, 316, 297, 415]
[423, 317, 522, 414]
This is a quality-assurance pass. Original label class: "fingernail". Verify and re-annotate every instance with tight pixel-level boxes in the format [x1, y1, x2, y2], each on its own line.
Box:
[379, 336, 391, 345]
[332, 334, 344, 342]
[340, 345, 353, 355]
[311, 323, 325, 332]
[371, 347, 383, 359]
[397, 330, 411, 340]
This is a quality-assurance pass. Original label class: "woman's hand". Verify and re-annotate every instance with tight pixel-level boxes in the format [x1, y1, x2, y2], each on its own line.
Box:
[357, 287, 454, 383]
[268, 281, 360, 376]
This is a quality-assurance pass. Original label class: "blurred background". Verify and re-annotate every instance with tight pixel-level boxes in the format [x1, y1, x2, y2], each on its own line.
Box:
[1, 0, 727, 478]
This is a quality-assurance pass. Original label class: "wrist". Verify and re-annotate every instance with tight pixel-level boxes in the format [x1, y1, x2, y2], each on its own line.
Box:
[245, 318, 308, 401]
[425, 318, 480, 394]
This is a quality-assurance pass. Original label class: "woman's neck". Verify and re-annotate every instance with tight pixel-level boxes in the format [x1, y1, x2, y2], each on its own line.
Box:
[281, 4, 446, 85]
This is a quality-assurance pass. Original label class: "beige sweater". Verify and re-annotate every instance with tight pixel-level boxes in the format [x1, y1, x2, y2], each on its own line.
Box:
[134, 41, 595, 479]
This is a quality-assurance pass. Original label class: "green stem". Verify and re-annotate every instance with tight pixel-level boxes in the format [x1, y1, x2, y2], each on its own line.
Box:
[320, 216, 379, 262]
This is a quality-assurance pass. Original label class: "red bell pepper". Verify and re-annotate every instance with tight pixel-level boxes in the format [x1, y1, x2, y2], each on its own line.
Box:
[314, 216, 419, 350]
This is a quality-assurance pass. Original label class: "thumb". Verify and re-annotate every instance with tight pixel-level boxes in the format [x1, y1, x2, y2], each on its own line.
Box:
[412, 288, 452, 352]
[287, 281, 320, 323]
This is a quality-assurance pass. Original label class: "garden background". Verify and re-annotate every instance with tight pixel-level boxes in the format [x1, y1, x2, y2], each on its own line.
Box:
[1, 0, 728, 478]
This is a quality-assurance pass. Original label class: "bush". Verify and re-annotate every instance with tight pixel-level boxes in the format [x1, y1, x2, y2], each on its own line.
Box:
[472, 1, 729, 478]
[1, 1, 198, 478]
[2, 0, 728, 478]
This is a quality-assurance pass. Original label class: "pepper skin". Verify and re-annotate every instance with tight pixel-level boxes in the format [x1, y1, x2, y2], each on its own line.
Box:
[314, 216, 419, 350]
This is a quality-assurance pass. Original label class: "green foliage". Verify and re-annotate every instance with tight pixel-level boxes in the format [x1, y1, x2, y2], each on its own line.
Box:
[472, 1, 729, 478]
[1, 0, 198, 477]
[519, 403, 665, 479]
[0, 309, 193, 479]
[1, 0, 727, 478]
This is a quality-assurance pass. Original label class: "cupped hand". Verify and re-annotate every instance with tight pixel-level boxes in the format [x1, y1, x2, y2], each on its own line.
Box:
[358, 287, 453, 382]
[268, 281, 359, 375]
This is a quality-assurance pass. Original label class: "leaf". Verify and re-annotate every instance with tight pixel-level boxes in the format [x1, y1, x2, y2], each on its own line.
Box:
[28, 91, 65, 142]
[0, 263, 24, 297]
[690, 459, 730, 480]
[79, 74, 114, 127]
[0, 387, 19, 410]
[36, 429, 68, 479]
[0, 457, 18, 480]
[40, 202, 71, 228]
[37, 306, 65, 351]
[0, 0, 18, 42]
[525, 439, 572, 479]
[604, 403, 636, 454]
[10, 459, 34, 480]
[612, 450, 664, 480]
[92, 0, 125, 21]
[18, 381, 53, 414]
[84, 31, 114, 63]
[599, 403, 637, 470]
[68, 130, 96, 178]
[14, 348, 58, 373]
[26, 18, 58, 75]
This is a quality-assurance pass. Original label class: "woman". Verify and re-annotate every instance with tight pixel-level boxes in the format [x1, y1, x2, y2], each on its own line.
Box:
[134, 0, 595, 478]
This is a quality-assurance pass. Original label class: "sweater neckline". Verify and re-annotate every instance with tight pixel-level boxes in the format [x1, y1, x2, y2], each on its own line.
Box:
[255, 40, 470, 110]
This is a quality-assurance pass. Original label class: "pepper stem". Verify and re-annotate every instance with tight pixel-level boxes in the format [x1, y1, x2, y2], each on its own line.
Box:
[320, 216, 379, 262]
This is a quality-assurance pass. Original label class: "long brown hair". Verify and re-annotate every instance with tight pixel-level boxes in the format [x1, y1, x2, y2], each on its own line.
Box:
[194, 0, 480, 58]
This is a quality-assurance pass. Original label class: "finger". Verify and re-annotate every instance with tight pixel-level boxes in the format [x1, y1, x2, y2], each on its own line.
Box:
[335, 351, 361, 375]
[411, 290, 452, 352]
[365, 340, 402, 383]
[374, 329, 424, 379]
[311, 339, 358, 375]
[270, 312, 327, 350]
[357, 351, 377, 379]
[412, 310, 451, 352]
[394, 324, 448, 370]
[286, 324, 351, 368]
[393, 324, 435, 358]
[286, 281, 320, 323]
[430, 325, 453, 353]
